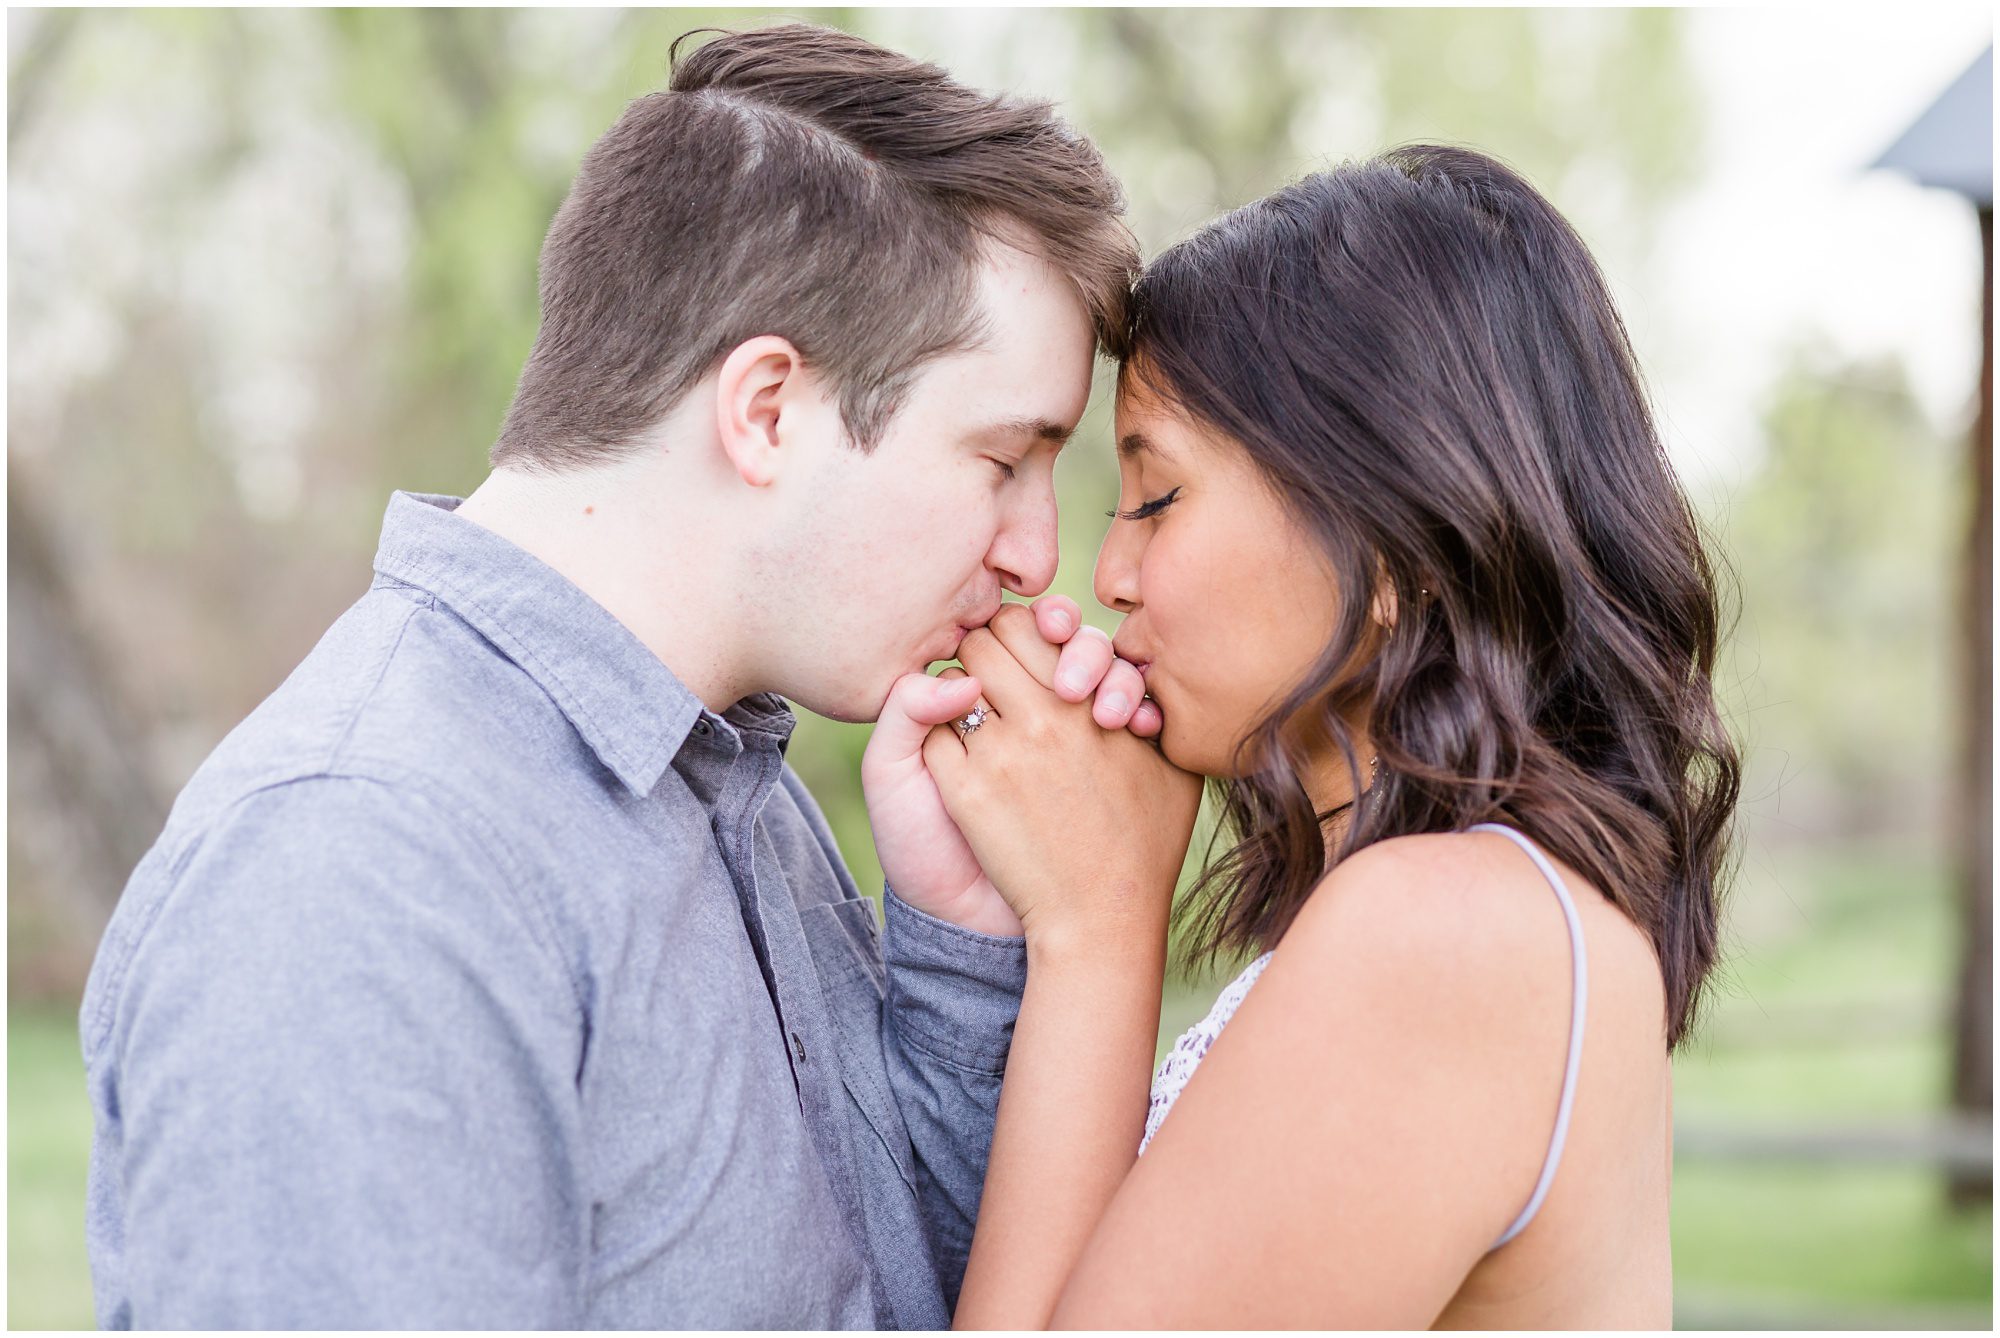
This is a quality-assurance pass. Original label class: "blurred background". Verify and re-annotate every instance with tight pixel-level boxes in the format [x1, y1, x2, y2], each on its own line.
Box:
[8, 6, 1992, 1328]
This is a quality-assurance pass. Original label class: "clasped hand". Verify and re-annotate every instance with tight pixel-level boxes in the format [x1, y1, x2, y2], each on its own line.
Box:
[863, 598, 1201, 942]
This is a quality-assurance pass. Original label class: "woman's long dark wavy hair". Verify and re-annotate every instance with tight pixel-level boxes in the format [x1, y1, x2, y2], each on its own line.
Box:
[1128, 146, 1739, 1050]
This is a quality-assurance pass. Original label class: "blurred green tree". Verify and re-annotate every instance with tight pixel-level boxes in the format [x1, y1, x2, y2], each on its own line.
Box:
[7, 6, 1701, 984]
[1715, 349, 1956, 844]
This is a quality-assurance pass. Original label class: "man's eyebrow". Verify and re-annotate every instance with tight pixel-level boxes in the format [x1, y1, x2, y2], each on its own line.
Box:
[979, 416, 1077, 449]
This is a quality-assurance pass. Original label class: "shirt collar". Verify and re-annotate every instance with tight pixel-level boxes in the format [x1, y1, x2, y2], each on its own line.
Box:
[370, 490, 793, 798]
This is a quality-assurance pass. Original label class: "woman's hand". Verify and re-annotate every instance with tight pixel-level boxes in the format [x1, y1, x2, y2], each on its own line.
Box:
[862, 596, 1165, 938]
[922, 603, 1202, 946]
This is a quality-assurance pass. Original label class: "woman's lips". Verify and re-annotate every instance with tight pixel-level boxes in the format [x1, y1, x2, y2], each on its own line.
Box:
[1115, 646, 1162, 722]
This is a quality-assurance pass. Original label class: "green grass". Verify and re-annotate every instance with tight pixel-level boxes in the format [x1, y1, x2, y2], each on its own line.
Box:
[9, 1001, 96, 1330]
[1661, 841, 1991, 1325]
[10, 841, 1991, 1327]
[1671, 1164, 1990, 1309]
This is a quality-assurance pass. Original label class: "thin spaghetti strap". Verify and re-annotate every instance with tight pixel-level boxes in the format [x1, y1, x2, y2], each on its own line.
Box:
[1467, 822, 1589, 1251]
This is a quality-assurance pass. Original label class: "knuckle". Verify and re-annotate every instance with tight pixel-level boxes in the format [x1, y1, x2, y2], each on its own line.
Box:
[1076, 623, 1113, 647]
[991, 602, 1032, 632]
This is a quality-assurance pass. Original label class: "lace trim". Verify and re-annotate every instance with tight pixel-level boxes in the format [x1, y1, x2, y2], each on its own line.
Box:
[1139, 951, 1275, 1155]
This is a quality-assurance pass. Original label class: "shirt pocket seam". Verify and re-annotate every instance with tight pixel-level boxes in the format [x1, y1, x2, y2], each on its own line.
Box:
[801, 900, 917, 1196]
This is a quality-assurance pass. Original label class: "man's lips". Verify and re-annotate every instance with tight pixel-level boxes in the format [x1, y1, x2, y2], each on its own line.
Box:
[952, 603, 1003, 647]
[928, 606, 1001, 664]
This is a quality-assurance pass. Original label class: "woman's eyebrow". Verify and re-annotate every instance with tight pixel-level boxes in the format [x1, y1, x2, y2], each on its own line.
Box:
[1118, 429, 1170, 460]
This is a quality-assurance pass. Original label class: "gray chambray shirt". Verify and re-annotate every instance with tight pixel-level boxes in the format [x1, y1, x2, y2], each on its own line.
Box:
[79, 490, 1028, 1329]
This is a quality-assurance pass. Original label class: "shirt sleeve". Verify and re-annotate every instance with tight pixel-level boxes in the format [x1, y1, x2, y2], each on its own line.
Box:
[877, 883, 1028, 1315]
[105, 775, 587, 1328]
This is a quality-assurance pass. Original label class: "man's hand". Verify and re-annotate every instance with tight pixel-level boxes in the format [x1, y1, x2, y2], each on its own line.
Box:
[921, 606, 1201, 944]
[861, 597, 1155, 937]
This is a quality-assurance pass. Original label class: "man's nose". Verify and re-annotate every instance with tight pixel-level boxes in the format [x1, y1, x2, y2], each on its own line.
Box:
[989, 484, 1060, 597]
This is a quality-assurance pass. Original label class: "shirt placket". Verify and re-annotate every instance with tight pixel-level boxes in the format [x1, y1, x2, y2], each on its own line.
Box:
[705, 730, 801, 1098]
[715, 736, 887, 1323]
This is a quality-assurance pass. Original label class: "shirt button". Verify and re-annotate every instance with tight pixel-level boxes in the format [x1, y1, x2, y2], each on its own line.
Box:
[691, 719, 711, 737]
[791, 1032, 807, 1063]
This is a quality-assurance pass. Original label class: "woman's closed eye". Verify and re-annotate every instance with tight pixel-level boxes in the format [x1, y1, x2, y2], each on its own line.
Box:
[1108, 486, 1181, 522]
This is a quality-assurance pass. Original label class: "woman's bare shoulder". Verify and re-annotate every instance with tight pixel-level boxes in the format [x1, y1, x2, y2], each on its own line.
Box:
[1277, 829, 1666, 1053]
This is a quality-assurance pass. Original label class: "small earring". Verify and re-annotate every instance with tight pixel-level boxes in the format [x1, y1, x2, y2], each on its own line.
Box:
[1368, 753, 1382, 787]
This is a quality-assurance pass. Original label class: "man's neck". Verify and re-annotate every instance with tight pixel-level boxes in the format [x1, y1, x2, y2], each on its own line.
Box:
[454, 460, 758, 714]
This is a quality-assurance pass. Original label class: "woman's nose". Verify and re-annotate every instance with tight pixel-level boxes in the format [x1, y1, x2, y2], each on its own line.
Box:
[1094, 522, 1140, 614]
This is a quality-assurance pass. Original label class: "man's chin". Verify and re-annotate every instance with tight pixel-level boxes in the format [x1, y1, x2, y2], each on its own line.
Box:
[787, 652, 945, 724]
[864, 676, 909, 725]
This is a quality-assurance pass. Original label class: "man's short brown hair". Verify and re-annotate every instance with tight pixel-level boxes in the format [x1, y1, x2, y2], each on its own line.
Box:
[492, 23, 1137, 469]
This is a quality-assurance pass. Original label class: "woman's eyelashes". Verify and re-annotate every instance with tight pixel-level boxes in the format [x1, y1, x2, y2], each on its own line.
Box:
[1108, 486, 1181, 521]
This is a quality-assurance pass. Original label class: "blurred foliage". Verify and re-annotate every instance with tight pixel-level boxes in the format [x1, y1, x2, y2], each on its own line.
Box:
[4, 5, 1705, 941]
[1716, 349, 1957, 841]
[9, 1004, 93, 1330]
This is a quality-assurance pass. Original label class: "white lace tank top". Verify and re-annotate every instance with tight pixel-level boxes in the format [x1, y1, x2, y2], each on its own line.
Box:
[1136, 824, 1590, 1252]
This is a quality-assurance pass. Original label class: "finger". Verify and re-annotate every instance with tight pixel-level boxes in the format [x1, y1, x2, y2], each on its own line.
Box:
[956, 624, 1044, 716]
[1051, 626, 1115, 702]
[864, 670, 984, 778]
[979, 602, 1062, 690]
[924, 719, 972, 780]
[1090, 657, 1147, 730]
[938, 665, 999, 717]
[1031, 594, 1081, 644]
[1130, 696, 1164, 738]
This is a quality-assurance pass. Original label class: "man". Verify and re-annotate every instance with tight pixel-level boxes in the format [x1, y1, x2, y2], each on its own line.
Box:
[80, 23, 1149, 1328]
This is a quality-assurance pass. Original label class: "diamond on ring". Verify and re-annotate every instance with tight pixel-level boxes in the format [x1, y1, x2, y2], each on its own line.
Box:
[956, 704, 989, 736]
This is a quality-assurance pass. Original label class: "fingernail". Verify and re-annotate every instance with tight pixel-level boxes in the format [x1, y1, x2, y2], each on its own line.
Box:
[1049, 608, 1074, 634]
[1102, 692, 1131, 717]
[1059, 667, 1088, 694]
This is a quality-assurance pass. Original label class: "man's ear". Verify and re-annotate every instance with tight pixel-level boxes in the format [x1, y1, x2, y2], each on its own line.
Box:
[714, 335, 810, 488]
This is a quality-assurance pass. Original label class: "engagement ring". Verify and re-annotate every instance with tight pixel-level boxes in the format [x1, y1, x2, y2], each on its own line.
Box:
[956, 704, 989, 736]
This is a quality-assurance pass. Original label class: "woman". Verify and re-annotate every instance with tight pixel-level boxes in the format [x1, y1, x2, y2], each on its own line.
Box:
[920, 145, 1739, 1328]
